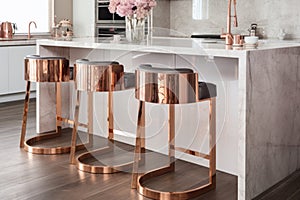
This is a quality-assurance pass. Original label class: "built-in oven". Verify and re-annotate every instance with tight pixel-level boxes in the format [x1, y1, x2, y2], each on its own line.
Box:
[95, 25, 125, 37]
[96, 0, 125, 24]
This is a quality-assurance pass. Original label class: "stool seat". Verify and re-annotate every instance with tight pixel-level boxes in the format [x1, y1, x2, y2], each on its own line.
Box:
[74, 60, 134, 92]
[24, 55, 70, 82]
[198, 82, 217, 100]
[70, 59, 136, 174]
[131, 65, 217, 200]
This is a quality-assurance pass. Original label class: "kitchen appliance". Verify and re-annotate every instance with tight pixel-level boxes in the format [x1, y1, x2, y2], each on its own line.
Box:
[96, 25, 125, 37]
[1, 22, 17, 38]
[94, 0, 148, 38]
[96, 0, 125, 24]
[95, 0, 126, 37]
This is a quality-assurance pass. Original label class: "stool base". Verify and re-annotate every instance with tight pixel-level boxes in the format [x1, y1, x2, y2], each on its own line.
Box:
[76, 143, 135, 174]
[137, 165, 216, 200]
[24, 128, 87, 155]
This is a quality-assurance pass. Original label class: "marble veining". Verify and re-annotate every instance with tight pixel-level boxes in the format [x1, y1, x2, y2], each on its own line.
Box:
[246, 47, 300, 199]
[168, 0, 300, 39]
[297, 54, 300, 170]
[237, 56, 247, 200]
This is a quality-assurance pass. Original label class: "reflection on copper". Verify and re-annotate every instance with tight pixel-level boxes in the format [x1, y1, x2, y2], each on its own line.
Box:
[135, 70, 198, 104]
[75, 62, 124, 92]
[24, 57, 70, 82]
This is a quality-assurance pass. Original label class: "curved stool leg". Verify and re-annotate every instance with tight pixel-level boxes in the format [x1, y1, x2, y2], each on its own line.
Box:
[20, 81, 31, 148]
[108, 88, 114, 140]
[209, 98, 217, 187]
[133, 99, 217, 200]
[131, 101, 146, 189]
[23, 82, 86, 155]
[76, 89, 134, 173]
[87, 91, 94, 146]
[70, 90, 81, 164]
[56, 82, 62, 133]
[168, 104, 175, 171]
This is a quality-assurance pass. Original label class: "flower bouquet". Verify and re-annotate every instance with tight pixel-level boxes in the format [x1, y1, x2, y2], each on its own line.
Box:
[109, 0, 157, 42]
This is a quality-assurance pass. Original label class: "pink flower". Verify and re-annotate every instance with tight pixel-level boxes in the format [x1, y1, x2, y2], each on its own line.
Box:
[109, 0, 157, 19]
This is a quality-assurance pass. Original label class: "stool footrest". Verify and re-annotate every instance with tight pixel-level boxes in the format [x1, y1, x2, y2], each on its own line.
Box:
[57, 116, 88, 128]
[76, 146, 134, 174]
[24, 130, 86, 155]
[175, 147, 210, 159]
[137, 165, 216, 200]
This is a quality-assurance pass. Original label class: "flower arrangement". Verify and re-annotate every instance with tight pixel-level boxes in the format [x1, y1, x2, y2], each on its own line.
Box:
[108, 0, 157, 19]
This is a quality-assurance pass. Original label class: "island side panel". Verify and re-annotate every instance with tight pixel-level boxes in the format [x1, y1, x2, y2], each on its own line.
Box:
[36, 45, 71, 133]
[297, 54, 300, 170]
[238, 54, 248, 200]
[246, 47, 300, 199]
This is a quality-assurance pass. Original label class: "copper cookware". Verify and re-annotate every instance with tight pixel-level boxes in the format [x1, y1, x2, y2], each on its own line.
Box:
[1, 22, 17, 38]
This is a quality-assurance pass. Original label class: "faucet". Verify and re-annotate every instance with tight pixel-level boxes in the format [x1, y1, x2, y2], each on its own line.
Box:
[28, 21, 37, 39]
[221, 0, 238, 45]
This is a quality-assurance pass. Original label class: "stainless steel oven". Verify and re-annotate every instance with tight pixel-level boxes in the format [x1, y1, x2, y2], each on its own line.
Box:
[96, 0, 125, 24]
[95, 25, 125, 37]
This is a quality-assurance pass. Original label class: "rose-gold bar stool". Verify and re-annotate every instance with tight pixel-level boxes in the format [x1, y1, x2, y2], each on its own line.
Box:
[70, 59, 135, 174]
[20, 55, 87, 154]
[131, 65, 217, 200]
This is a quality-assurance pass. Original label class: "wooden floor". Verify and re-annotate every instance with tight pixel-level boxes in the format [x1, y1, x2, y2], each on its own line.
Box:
[0, 99, 271, 200]
[254, 170, 300, 200]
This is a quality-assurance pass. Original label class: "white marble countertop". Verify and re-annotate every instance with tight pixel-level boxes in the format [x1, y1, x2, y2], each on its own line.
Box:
[36, 37, 300, 58]
[0, 38, 36, 46]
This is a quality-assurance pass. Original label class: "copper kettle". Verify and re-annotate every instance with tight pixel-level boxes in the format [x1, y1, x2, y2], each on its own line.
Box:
[1, 22, 17, 38]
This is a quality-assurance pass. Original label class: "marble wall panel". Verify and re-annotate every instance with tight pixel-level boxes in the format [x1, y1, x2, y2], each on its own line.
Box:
[246, 47, 300, 199]
[297, 51, 300, 170]
[153, 0, 171, 36]
[167, 0, 300, 39]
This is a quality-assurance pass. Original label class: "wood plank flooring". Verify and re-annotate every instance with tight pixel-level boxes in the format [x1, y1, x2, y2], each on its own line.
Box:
[0, 100, 240, 200]
[254, 170, 300, 200]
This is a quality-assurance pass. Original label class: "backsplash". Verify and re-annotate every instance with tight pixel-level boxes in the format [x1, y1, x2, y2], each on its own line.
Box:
[154, 0, 300, 39]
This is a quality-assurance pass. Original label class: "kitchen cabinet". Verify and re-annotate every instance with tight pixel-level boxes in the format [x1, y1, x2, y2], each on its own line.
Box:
[0, 48, 9, 95]
[0, 45, 36, 98]
[8, 46, 36, 93]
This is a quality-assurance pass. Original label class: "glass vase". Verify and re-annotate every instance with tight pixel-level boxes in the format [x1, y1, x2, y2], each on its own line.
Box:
[126, 16, 145, 43]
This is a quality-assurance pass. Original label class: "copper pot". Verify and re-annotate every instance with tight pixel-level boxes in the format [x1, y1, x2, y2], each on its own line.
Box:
[1, 22, 17, 38]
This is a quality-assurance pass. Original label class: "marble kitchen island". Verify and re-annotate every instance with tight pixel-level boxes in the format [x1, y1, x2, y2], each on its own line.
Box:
[35, 37, 300, 200]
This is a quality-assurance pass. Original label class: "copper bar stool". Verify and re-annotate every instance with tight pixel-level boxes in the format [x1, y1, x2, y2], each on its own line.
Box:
[131, 65, 217, 200]
[70, 59, 135, 174]
[19, 55, 87, 154]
